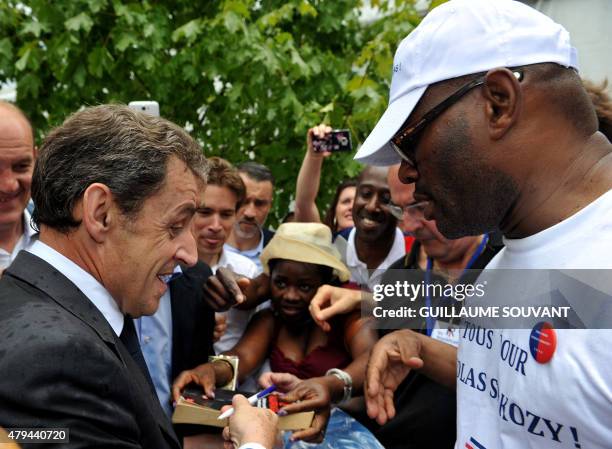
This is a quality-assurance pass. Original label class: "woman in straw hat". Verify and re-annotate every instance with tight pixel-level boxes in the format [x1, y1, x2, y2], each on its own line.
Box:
[172, 222, 377, 402]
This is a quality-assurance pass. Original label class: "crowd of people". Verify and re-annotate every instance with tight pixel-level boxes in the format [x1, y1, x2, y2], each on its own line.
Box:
[1, 0, 612, 448]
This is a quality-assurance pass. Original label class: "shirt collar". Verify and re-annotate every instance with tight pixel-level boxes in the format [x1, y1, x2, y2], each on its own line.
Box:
[211, 249, 228, 273]
[346, 227, 406, 271]
[225, 228, 264, 257]
[22, 209, 37, 241]
[27, 240, 124, 336]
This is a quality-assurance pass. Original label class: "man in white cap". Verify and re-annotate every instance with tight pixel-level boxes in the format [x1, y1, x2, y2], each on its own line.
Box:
[355, 0, 612, 448]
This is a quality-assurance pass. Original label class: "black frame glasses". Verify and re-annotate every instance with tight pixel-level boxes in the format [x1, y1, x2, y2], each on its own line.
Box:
[391, 70, 523, 167]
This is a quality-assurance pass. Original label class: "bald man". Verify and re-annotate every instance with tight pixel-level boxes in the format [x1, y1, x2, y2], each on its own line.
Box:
[0, 102, 36, 271]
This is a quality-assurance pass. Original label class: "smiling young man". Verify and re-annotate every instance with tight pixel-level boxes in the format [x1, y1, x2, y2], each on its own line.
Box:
[192, 157, 259, 356]
[0, 105, 207, 448]
[336, 166, 406, 290]
[0, 102, 37, 271]
[354, 0, 612, 448]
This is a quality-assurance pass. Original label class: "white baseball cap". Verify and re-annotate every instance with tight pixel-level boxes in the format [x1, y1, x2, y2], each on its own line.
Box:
[354, 0, 578, 167]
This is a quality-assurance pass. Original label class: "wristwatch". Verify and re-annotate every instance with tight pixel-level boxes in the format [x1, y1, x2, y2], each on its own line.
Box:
[325, 368, 353, 405]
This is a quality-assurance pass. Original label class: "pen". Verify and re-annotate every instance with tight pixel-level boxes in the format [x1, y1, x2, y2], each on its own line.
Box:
[217, 385, 277, 420]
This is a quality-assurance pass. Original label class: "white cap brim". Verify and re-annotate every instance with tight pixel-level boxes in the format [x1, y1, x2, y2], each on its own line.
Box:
[354, 84, 428, 167]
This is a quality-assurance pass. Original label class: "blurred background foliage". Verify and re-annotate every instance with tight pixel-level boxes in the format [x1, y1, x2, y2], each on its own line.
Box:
[0, 0, 439, 226]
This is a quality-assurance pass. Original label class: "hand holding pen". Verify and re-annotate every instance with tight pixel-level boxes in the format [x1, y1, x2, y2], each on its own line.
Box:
[218, 385, 277, 420]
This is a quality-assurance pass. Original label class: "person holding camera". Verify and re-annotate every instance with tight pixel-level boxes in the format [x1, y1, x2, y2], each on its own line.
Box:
[295, 124, 356, 235]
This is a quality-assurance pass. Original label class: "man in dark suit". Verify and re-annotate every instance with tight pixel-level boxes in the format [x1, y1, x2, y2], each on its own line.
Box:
[0, 104, 208, 448]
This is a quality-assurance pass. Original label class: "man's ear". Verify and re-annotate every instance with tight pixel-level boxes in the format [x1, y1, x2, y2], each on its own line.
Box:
[482, 68, 522, 140]
[81, 183, 114, 243]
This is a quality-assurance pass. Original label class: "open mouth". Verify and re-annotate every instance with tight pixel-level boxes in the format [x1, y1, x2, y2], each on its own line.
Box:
[359, 216, 383, 230]
[157, 273, 174, 284]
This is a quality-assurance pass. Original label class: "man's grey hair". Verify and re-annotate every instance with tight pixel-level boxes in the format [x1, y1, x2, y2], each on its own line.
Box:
[237, 161, 275, 186]
[31, 104, 208, 233]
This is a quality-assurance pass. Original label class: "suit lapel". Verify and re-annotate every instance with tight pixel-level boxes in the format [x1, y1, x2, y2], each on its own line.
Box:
[7, 252, 116, 345]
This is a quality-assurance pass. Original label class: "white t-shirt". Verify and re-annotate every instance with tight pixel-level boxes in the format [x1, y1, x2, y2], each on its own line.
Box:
[455, 190, 612, 449]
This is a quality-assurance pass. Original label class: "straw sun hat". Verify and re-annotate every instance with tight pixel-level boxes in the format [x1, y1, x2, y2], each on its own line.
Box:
[260, 222, 351, 283]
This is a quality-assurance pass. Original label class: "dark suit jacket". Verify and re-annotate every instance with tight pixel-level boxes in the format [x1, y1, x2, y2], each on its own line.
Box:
[0, 252, 181, 449]
[169, 262, 217, 440]
[169, 261, 215, 381]
[262, 228, 275, 248]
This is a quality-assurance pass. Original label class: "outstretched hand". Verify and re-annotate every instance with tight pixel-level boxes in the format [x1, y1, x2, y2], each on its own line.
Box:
[171, 363, 217, 403]
[365, 330, 424, 425]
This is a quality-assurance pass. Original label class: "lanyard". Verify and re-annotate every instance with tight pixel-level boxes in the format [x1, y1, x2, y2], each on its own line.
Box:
[424, 234, 489, 336]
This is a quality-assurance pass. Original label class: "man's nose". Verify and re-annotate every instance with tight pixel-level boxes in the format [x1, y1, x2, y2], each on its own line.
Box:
[403, 213, 424, 235]
[365, 194, 382, 213]
[209, 214, 223, 231]
[0, 171, 20, 193]
[176, 229, 199, 267]
[242, 203, 256, 219]
[398, 160, 419, 184]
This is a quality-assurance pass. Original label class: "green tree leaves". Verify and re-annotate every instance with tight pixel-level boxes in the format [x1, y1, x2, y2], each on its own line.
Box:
[0, 0, 434, 225]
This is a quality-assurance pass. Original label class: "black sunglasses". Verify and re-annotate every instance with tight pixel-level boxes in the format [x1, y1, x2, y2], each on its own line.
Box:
[391, 70, 524, 167]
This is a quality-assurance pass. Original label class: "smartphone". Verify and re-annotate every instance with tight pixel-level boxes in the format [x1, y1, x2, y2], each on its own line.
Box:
[128, 101, 160, 117]
[312, 129, 352, 153]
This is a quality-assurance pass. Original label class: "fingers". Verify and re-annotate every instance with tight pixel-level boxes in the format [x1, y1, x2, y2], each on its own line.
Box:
[203, 276, 236, 311]
[231, 394, 250, 410]
[279, 397, 325, 415]
[397, 331, 424, 369]
[309, 285, 333, 331]
[218, 267, 247, 305]
[213, 313, 228, 342]
[258, 372, 274, 389]
[383, 389, 396, 421]
[221, 421, 233, 449]
[291, 426, 324, 443]
[202, 372, 216, 399]
[171, 370, 196, 402]
[262, 372, 301, 392]
[280, 381, 330, 414]
[290, 408, 329, 443]
[310, 286, 361, 329]
[203, 268, 250, 311]
[311, 124, 332, 142]
[307, 124, 333, 155]
[235, 277, 251, 299]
